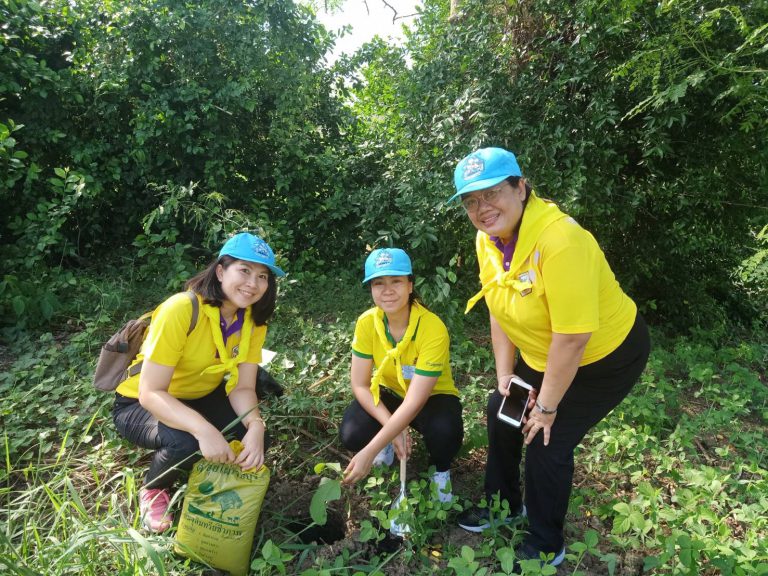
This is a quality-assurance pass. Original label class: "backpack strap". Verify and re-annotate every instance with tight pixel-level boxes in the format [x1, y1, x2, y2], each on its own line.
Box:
[125, 291, 200, 379]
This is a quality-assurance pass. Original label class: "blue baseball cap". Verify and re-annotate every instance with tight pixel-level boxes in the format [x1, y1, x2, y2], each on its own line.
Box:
[219, 232, 286, 277]
[449, 147, 522, 202]
[363, 248, 412, 284]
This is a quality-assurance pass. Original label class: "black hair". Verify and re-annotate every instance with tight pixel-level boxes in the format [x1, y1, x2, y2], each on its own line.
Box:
[185, 255, 277, 325]
[505, 176, 532, 202]
[407, 275, 425, 308]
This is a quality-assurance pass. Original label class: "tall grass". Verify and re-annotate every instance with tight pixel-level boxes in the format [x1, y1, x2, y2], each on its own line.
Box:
[1, 429, 177, 575]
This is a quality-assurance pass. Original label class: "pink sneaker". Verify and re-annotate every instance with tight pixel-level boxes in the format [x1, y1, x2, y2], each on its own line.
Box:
[139, 488, 173, 532]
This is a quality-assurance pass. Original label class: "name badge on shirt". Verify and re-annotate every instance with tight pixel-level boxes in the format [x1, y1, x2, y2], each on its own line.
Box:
[401, 365, 416, 380]
[518, 272, 533, 297]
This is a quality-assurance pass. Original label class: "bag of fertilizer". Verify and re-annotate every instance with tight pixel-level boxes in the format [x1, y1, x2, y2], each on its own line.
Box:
[175, 440, 270, 576]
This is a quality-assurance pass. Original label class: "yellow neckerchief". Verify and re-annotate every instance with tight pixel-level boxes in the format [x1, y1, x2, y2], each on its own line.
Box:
[200, 303, 254, 394]
[465, 191, 569, 314]
[370, 303, 424, 406]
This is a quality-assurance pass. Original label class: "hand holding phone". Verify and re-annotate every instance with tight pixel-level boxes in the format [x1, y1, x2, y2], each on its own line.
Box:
[497, 375, 533, 428]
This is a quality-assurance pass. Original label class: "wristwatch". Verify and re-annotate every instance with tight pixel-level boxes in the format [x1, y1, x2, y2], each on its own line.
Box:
[535, 399, 558, 414]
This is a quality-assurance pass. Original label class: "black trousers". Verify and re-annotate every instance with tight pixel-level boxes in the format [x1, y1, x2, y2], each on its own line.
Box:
[339, 389, 464, 472]
[484, 313, 650, 553]
[112, 381, 248, 489]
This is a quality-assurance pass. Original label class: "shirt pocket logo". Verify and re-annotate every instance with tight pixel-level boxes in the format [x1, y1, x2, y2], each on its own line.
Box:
[518, 272, 533, 297]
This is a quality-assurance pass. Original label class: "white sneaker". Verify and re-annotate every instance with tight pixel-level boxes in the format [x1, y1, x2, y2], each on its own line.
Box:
[372, 443, 395, 467]
[431, 470, 453, 503]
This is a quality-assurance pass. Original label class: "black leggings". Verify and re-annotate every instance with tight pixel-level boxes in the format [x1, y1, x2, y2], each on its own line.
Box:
[339, 389, 464, 471]
[484, 312, 651, 553]
[112, 381, 248, 489]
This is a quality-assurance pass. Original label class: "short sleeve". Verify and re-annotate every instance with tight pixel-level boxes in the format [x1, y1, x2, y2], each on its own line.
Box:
[542, 222, 601, 334]
[475, 231, 485, 267]
[142, 293, 196, 367]
[246, 324, 267, 364]
[351, 310, 374, 359]
[414, 315, 449, 377]
[476, 231, 498, 286]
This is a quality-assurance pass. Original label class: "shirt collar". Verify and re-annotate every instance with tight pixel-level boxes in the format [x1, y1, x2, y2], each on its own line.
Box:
[490, 233, 518, 272]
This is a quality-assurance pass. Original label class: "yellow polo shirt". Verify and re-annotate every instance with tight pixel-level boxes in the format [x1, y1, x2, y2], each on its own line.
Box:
[115, 292, 266, 399]
[352, 303, 458, 398]
[475, 193, 636, 372]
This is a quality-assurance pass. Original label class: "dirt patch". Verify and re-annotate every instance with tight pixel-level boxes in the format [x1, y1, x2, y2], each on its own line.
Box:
[258, 472, 359, 545]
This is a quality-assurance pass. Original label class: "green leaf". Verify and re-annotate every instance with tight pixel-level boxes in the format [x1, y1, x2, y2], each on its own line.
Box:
[570, 542, 588, 553]
[612, 502, 630, 515]
[313, 461, 341, 475]
[583, 529, 599, 548]
[126, 528, 167, 575]
[358, 520, 377, 542]
[309, 477, 341, 525]
[629, 510, 646, 530]
[496, 547, 515, 574]
[12, 296, 25, 316]
[600, 553, 619, 576]
[40, 293, 55, 320]
[261, 539, 280, 563]
[461, 545, 475, 562]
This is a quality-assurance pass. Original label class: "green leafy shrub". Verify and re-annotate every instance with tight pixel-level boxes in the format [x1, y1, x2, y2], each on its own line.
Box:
[735, 223, 768, 324]
[0, 0, 356, 275]
[342, 0, 767, 331]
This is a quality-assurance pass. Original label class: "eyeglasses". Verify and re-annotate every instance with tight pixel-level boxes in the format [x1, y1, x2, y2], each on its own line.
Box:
[461, 186, 504, 213]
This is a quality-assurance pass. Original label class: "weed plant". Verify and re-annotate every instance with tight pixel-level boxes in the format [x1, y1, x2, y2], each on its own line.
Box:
[0, 272, 766, 575]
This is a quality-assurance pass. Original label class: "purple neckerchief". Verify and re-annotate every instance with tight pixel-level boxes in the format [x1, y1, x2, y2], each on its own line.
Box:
[216, 308, 245, 357]
[491, 232, 519, 271]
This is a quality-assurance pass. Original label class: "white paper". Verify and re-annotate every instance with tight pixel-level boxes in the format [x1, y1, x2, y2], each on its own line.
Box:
[260, 348, 277, 366]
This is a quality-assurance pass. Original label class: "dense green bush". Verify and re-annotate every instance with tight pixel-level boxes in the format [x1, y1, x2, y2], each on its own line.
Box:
[1, 0, 766, 332]
[343, 0, 767, 331]
[0, 0, 362, 327]
[0, 0, 357, 262]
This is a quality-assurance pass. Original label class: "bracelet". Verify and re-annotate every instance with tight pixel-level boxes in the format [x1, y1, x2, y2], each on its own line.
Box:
[248, 417, 266, 429]
[535, 399, 558, 414]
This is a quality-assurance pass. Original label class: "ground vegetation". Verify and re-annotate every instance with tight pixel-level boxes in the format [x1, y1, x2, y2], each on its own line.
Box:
[1, 0, 766, 574]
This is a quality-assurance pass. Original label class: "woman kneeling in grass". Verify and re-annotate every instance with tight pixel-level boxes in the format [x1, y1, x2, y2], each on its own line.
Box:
[112, 232, 284, 532]
[340, 248, 463, 502]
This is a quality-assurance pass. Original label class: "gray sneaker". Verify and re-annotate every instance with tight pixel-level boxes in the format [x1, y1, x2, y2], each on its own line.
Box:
[430, 470, 453, 503]
[457, 503, 527, 533]
[514, 542, 566, 568]
[372, 443, 395, 467]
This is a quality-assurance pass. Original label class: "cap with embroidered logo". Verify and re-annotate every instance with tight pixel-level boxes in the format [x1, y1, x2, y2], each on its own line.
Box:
[363, 248, 412, 284]
[449, 147, 522, 202]
[219, 232, 286, 277]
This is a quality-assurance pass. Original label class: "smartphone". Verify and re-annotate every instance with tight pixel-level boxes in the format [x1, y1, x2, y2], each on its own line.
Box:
[497, 375, 533, 428]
